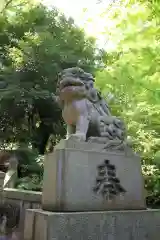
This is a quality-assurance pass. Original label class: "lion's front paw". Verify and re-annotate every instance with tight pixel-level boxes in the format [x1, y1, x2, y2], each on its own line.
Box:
[68, 133, 86, 142]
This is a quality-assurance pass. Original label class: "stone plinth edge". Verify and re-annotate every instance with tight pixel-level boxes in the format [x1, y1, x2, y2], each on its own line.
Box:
[24, 209, 160, 240]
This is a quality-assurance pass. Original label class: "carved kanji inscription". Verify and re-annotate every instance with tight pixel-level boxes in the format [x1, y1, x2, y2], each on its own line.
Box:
[93, 159, 126, 200]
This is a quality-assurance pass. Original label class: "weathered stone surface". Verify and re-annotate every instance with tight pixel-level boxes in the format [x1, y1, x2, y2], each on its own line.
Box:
[0, 189, 42, 239]
[23, 209, 160, 240]
[3, 188, 42, 202]
[0, 171, 5, 189]
[56, 67, 128, 150]
[42, 140, 145, 211]
[55, 138, 133, 154]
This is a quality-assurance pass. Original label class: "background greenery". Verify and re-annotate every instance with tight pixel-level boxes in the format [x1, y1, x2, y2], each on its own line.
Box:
[0, 0, 160, 207]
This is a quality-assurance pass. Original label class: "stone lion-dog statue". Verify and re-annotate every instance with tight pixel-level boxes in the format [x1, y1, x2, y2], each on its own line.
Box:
[56, 67, 129, 150]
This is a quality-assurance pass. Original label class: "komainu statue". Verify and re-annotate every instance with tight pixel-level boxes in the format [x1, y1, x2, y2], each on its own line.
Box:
[56, 67, 129, 150]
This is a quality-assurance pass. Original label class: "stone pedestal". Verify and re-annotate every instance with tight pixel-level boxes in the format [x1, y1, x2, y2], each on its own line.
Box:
[23, 209, 160, 240]
[42, 139, 146, 211]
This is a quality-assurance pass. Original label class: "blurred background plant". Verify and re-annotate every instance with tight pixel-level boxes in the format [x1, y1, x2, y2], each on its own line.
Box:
[94, 0, 160, 207]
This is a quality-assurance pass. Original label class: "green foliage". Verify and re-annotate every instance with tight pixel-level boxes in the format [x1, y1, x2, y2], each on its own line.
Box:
[0, 0, 104, 191]
[0, 0, 100, 154]
[95, 0, 160, 206]
[13, 147, 43, 190]
[16, 174, 43, 191]
[14, 147, 43, 178]
[142, 165, 160, 207]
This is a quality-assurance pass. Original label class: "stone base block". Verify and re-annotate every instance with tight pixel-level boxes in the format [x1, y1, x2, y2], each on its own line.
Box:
[42, 139, 146, 211]
[23, 209, 160, 240]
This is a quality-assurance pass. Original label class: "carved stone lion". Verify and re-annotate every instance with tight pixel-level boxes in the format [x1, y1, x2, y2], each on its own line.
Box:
[57, 67, 128, 150]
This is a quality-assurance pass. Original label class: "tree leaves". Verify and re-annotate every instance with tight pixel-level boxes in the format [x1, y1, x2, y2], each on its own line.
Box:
[95, 0, 160, 206]
[95, 0, 160, 165]
[0, 1, 99, 153]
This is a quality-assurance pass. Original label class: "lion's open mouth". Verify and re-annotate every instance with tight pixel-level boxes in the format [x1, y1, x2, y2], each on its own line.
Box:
[59, 77, 85, 90]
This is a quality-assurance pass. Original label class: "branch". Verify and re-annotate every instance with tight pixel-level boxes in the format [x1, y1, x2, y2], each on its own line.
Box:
[0, 0, 13, 13]
[1, 0, 31, 13]
[11, 1, 29, 9]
